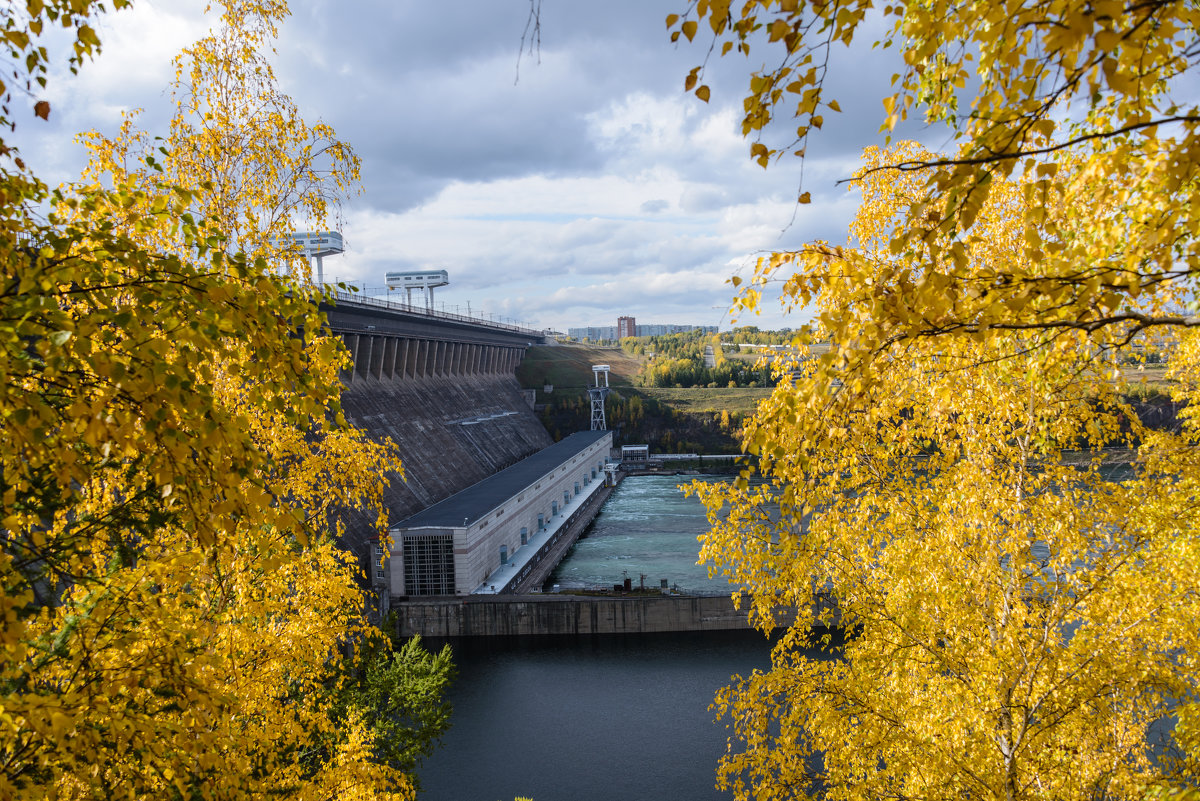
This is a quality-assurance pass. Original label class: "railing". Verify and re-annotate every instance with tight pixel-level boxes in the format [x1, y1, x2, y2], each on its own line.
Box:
[323, 286, 545, 338]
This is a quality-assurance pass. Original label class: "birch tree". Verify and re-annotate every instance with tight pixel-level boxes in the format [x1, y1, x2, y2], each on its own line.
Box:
[2, 2, 449, 798]
[692, 143, 1200, 799]
[673, 0, 1200, 351]
[671, 1, 1200, 796]
[77, 0, 359, 273]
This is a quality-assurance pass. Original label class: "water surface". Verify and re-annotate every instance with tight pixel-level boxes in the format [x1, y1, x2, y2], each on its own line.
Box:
[417, 631, 776, 801]
[547, 475, 736, 595]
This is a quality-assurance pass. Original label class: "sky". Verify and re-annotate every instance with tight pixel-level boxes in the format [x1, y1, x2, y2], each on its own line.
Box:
[13, 0, 942, 333]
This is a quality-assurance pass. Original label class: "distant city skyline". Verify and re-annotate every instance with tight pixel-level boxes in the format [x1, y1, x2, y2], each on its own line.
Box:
[566, 322, 718, 340]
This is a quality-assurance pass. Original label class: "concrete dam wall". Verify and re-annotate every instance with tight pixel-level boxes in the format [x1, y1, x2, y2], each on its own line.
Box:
[328, 305, 553, 545]
[340, 372, 553, 533]
[394, 595, 808, 637]
[324, 301, 572, 597]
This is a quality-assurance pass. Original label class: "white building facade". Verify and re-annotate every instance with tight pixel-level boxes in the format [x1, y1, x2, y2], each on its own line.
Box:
[389, 430, 613, 596]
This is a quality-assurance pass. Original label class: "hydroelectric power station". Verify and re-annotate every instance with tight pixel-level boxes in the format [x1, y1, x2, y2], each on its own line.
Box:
[324, 287, 809, 636]
[323, 290, 618, 608]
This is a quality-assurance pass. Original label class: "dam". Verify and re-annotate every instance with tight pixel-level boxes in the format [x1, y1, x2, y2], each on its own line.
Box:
[324, 292, 622, 612]
[322, 293, 817, 637]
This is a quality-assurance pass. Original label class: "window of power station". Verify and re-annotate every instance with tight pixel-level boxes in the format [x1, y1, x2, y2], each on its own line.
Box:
[370, 543, 387, 584]
[403, 534, 454, 595]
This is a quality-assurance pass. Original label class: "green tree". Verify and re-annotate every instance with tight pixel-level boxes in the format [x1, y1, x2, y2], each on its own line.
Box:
[326, 633, 455, 793]
[674, 1, 1200, 798]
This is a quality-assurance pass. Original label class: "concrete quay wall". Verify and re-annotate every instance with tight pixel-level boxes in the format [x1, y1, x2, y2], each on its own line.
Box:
[393, 594, 805, 638]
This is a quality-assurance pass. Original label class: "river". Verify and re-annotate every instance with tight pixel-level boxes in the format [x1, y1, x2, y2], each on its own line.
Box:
[416, 630, 775, 801]
[545, 474, 737, 595]
[417, 474, 770, 800]
[416, 462, 1151, 798]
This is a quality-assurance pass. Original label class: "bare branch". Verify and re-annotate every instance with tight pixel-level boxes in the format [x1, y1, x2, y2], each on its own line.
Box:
[515, 0, 542, 86]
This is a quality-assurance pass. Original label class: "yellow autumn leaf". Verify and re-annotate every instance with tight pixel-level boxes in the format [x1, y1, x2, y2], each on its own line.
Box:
[3, 3, 450, 799]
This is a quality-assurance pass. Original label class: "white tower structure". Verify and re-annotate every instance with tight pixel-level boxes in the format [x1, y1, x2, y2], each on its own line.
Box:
[275, 231, 344, 285]
[588, 364, 611, 431]
[385, 270, 450, 309]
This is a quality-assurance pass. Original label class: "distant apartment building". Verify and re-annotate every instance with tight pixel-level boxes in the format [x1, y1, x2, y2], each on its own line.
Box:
[566, 326, 618, 341]
[566, 322, 719, 341]
[635, 323, 718, 337]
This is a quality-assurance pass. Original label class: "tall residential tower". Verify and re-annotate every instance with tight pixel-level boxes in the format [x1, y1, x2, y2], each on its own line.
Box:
[617, 316, 636, 339]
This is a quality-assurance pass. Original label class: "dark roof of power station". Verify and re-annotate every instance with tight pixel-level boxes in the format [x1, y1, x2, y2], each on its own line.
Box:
[394, 430, 612, 530]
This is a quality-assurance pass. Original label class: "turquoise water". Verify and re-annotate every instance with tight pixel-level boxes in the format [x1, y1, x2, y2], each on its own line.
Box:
[546, 474, 737, 595]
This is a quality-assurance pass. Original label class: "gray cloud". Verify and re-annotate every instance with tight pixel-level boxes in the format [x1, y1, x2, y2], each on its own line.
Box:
[12, 0, 940, 332]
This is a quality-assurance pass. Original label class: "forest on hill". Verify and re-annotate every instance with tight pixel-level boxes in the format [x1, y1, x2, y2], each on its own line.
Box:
[518, 332, 799, 453]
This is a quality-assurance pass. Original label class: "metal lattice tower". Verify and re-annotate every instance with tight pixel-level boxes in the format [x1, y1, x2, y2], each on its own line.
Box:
[588, 364, 611, 430]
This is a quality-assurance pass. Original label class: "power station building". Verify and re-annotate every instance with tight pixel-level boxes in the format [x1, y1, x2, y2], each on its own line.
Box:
[388, 430, 613, 596]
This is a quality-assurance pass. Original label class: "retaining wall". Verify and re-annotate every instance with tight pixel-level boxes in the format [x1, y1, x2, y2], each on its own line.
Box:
[394, 594, 808, 637]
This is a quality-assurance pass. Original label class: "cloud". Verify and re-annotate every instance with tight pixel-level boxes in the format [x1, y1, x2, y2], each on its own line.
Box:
[12, 0, 210, 183]
[326, 71, 863, 332]
[10, 0, 925, 334]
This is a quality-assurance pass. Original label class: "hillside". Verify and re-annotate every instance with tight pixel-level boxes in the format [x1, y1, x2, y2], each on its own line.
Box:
[518, 343, 759, 453]
[516, 342, 641, 392]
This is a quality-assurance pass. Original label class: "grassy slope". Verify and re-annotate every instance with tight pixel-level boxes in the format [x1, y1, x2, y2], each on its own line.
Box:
[518, 344, 1182, 453]
[516, 343, 641, 391]
[1119, 363, 1173, 393]
[517, 343, 768, 453]
[518, 343, 772, 413]
[640, 386, 773, 416]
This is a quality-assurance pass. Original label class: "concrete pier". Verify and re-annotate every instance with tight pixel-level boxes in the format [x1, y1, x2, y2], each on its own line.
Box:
[505, 478, 619, 594]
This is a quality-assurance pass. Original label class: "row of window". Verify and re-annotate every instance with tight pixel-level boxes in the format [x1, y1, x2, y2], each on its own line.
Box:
[497, 460, 605, 569]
